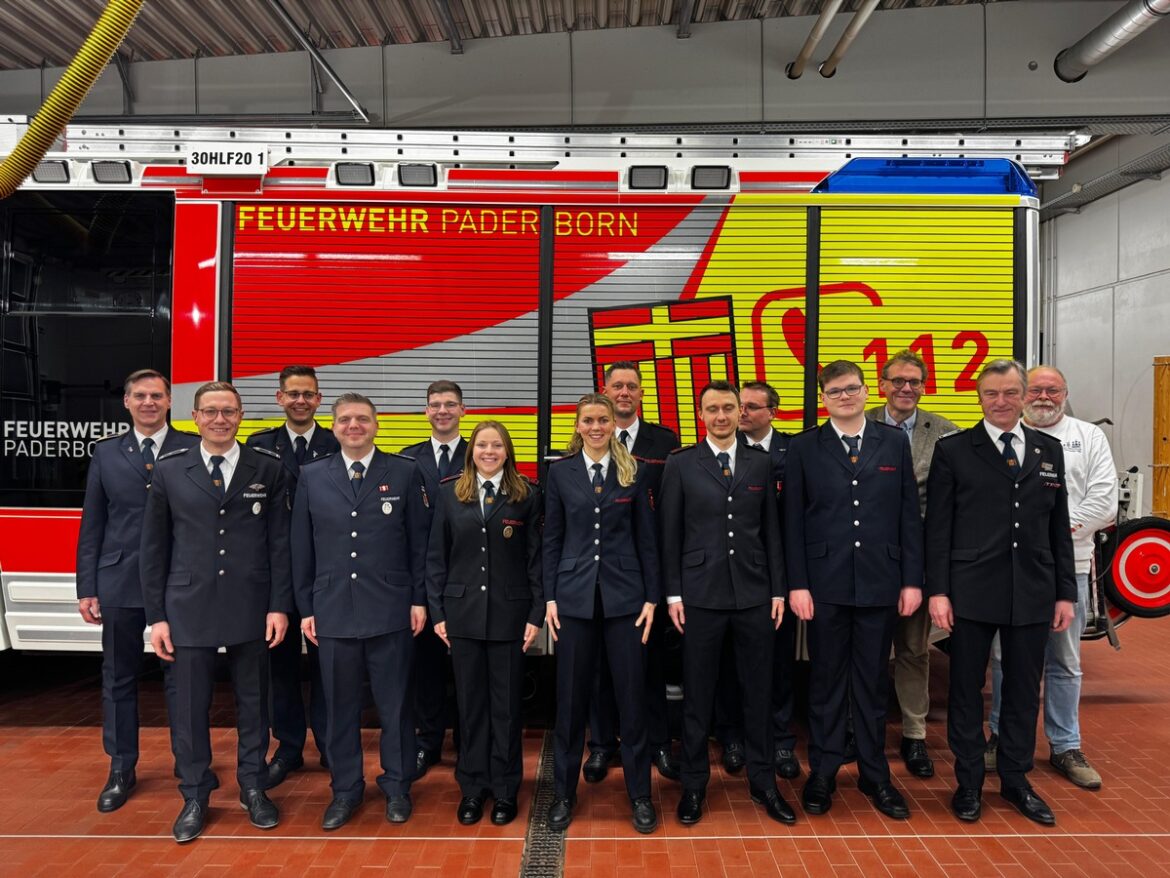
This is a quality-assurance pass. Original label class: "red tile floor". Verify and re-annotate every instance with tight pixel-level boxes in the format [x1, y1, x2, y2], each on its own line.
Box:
[1, 616, 1169, 877]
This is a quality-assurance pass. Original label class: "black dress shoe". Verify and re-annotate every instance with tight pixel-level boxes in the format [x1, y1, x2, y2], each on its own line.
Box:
[458, 795, 485, 825]
[801, 773, 836, 815]
[239, 788, 279, 829]
[721, 742, 746, 773]
[172, 798, 207, 844]
[653, 746, 680, 781]
[547, 796, 574, 831]
[677, 789, 705, 825]
[631, 797, 658, 834]
[322, 797, 359, 831]
[842, 732, 857, 765]
[386, 794, 413, 823]
[951, 786, 982, 822]
[97, 769, 136, 813]
[583, 750, 615, 783]
[492, 798, 518, 825]
[1000, 785, 1055, 826]
[899, 737, 934, 779]
[774, 748, 801, 780]
[415, 748, 440, 779]
[264, 755, 304, 790]
[750, 786, 797, 825]
[857, 777, 910, 820]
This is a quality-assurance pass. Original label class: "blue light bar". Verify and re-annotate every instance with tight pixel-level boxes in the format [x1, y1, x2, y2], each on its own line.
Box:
[812, 157, 1037, 197]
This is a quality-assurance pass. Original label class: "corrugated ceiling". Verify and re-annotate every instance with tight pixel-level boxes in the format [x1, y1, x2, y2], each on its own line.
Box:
[0, 0, 1014, 71]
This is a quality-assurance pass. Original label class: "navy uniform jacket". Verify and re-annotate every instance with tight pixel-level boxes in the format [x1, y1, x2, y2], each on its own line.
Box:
[401, 437, 468, 507]
[246, 422, 340, 502]
[543, 455, 661, 619]
[784, 422, 922, 608]
[925, 422, 1077, 626]
[738, 429, 791, 515]
[291, 450, 429, 639]
[77, 427, 199, 608]
[140, 443, 293, 647]
[425, 477, 544, 641]
[629, 420, 680, 461]
[659, 442, 785, 609]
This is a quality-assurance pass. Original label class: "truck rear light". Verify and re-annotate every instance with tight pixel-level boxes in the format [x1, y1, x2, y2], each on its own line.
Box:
[397, 164, 438, 187]
[691, 166, 732, 190]
[628, 166, 668, 189]
[92, 161, 131, 184]
[335, 162, 375, 186]
[32, 161, 69, 183]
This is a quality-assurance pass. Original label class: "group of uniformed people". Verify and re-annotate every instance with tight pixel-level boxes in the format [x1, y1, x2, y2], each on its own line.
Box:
[77, 350, 1101, 842]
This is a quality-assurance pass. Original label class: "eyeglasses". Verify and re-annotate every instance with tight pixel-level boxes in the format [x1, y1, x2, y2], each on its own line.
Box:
[740, 403, 774, 413]
[198, 407, 240, 420]
[280, 390, 320, 401]
[1026, 386, 1066, 398]
[427, 401, 462, 411]
[823, 384, 864, 399]
[883, 377, 923, 390]
[978, 389, 1022, 401]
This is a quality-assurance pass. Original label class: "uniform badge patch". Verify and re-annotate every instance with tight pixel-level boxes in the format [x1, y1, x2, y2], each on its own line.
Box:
[382, 501, 393, 515]
[252, 501, 261, 515]
[503, 525, 514, 538]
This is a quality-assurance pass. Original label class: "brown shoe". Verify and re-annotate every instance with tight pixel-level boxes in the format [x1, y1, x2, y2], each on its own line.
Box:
[1050, 748, 1102, 790]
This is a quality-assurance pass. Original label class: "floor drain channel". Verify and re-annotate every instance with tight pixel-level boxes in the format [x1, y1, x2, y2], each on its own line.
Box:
[519, 730, 563, 878]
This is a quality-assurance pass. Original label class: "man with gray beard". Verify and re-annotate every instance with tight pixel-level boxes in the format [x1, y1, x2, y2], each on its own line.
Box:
[986, 366, 1117, 790]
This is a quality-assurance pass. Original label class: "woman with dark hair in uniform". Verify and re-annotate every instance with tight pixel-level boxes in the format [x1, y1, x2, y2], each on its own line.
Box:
[426, 420, 543, 826]
[543, 393, 661, 834]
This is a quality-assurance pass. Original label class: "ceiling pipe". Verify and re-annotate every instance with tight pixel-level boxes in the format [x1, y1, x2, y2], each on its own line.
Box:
[266, 0, 370, 123]
[1055, 0, 1170, 83]
[819, 0, 880, 78]
[786, 0, 844, 80]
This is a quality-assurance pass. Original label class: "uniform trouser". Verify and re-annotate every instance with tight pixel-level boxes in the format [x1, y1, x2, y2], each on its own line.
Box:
[413, 624, 455, 756]
[172, 639, 269, 801]
[807, 603, 897, 785]
[771, 610, 799, 750]
[892, 600, 932, 740]
[268, 609, 327, 763]
[948, 617, 1048, 791]
[318, 630, 416, 801]
[680, 605, 775, 793]
[451, 636, 525, 799]
[989, 572, 1089, 753]
[101, 605, 179, 772]
[553, 612, 650, 802]
[713, 630, 744, 749]
[587, 598, 669, 755]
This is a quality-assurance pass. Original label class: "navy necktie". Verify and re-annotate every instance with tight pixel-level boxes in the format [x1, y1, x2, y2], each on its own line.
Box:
[1000, 433, 1019, 469]
[141, 436, 155, 474]
[483, 480, 495, 514]
[294, 435, 307, 466]
[438, 443, 451, 479]
[209, 455, 226, 498]
[716, 451, 732, 486]
[350, 460, 365, 495]
[844, 434, 861, 466]
[619, 430, 631, 450]
[591, 462, 604, 493]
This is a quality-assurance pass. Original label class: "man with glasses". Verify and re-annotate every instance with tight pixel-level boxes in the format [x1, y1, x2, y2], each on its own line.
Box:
[586, 362, 682, 784]
[77, 369, 199, 813]
[401, 380, 467, 778]
[985, 366, 1116, 790]
[141, 382, 292, 843]
[926, 360, 1076, 825]
[865, 350, 957, 780]
[785, 361, 922, 820]
[737, 381, 800, 780]
[247, 365, 339, 789]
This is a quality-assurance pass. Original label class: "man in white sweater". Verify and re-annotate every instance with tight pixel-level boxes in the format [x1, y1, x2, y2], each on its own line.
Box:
[986, 366, 1117, 789]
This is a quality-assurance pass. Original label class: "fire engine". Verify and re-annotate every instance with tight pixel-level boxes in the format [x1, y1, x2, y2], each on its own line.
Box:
[1, 123, 1165, 653]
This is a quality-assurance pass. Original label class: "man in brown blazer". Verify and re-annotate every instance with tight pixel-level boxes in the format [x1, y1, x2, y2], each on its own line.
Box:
[865, 349, 957, 780]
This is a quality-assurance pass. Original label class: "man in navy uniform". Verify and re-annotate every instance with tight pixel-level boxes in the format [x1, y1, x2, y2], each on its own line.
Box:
[585, 361, 682, 784]
[737, 380, 800, 781]
[661, 380, 791, 827]
[926, 359, 1076, 825]
[246, 365, 339, 789]
[785, 360, 922, 820]
[400, 379, 467, 778]
[292, 393, 430, 829]
[77, 369, 199, 812]
[140, 381, 292, 843]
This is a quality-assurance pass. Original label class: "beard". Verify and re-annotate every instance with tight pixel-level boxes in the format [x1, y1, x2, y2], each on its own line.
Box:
[1024, 399, 1065, 428]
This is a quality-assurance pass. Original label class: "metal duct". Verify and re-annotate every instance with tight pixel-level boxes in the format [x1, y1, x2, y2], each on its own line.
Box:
[787, 0, 844, 80]
[1055, 0, 1170, 83]
[819, 0, 880, 78]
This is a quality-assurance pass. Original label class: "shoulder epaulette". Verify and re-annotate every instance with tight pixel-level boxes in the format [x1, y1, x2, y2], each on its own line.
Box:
[96, 432, 128, 444]
[938, 427, 966, 440]
[301, 452, 335, 466]
[250, 425, 280, 436]
[548, 453, 575, 463]
[873, 420, 902, 432]
[798, 425, 819, 434]
[386, 450, 416, 461]
[252, 445, 281, 460]
[157, 446, 191, 461]
[669, 444, 694, 454]
[634, 455, 666, 465]
[439, 473, 461, 484]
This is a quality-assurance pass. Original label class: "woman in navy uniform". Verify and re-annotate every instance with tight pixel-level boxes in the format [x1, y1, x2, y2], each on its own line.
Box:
[543, 393, 661, 835]
[426, 421, 543, 826]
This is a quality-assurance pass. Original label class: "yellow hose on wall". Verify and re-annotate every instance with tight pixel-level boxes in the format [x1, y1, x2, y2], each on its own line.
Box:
[0, 0, 146, 199]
